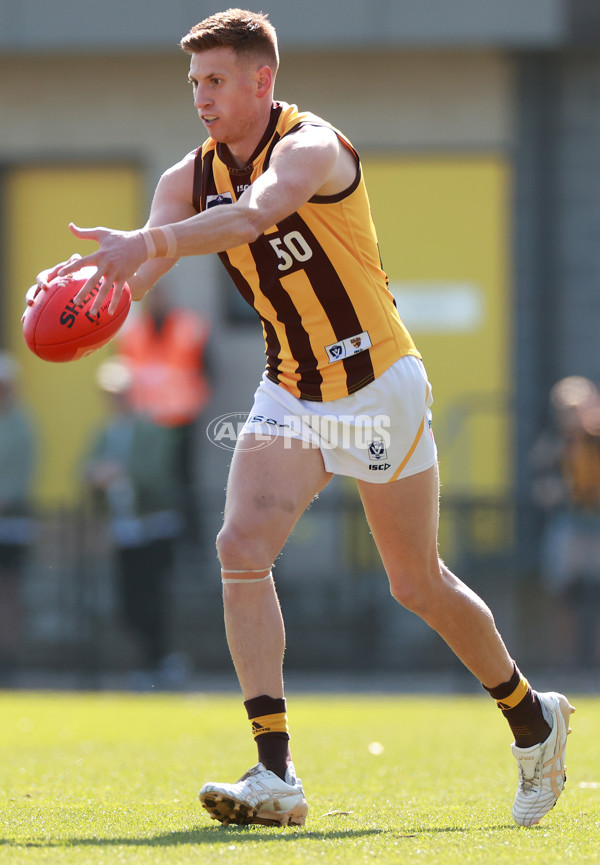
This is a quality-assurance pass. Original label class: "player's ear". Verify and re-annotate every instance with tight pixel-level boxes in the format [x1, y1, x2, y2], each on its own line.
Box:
[256, 65, 273, 98]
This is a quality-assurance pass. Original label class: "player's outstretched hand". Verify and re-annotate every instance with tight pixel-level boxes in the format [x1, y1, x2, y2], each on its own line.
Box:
[58, 223, 146, 315]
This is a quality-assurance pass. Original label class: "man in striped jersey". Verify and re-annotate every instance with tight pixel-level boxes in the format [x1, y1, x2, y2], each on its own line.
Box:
[55, 8, 573, 830]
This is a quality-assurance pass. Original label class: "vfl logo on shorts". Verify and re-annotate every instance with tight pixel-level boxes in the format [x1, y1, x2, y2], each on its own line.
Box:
[326, 331, 372, 363]
[368, 439, 390, 471]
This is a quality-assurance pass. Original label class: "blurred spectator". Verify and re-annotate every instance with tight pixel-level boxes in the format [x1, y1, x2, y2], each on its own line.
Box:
[0, 353, 37, 677]
[82, 358, 184, 678]
[117, 281, 212, 543]
[531, 375, 600, 668]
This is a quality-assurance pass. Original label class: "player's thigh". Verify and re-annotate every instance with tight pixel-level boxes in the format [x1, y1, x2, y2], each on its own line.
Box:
[357, 463, 441, 582]
[219, 434, 333, 562]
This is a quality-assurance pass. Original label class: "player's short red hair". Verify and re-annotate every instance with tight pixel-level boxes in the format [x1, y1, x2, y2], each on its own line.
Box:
[180, 8, 279, 72]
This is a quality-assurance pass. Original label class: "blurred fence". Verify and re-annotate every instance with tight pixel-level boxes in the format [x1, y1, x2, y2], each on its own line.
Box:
[9, 487, 584, 683]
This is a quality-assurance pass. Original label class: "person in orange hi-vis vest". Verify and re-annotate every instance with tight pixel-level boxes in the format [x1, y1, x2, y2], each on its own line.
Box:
[117, 280, 211, 542]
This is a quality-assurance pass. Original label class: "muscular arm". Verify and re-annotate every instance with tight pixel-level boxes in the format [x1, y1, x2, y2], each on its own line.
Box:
[63, 124, 356, 312]
[164, 125, 356, 255]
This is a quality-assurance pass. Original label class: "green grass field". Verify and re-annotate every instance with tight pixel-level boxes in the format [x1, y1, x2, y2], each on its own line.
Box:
[0, 691, 598, 864]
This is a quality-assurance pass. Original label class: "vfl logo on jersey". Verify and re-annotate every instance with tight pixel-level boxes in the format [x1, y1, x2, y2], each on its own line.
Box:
[368, 439, 391, 471]
[325, 331, 372, 364]
[206, 192, 233, 209]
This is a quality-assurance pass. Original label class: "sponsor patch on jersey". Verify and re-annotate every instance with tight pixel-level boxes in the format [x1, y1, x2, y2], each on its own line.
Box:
[325, 331, 372, 363]
[206, 192, 233, 208]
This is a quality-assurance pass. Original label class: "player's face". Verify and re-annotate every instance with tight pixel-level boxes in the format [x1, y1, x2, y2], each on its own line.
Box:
[188, 48, 265, 150]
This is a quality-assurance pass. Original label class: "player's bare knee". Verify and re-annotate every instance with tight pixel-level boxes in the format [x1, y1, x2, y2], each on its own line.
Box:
[215, 523, 245, 565]
[216, 522, 271, 571]
[387, 558, 445, 617]
[389, 580, 429, 616]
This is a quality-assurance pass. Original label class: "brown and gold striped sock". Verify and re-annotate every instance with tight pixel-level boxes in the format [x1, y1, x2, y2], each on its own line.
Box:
[483, 664, 551, 748]
[244, 695, 292, 781]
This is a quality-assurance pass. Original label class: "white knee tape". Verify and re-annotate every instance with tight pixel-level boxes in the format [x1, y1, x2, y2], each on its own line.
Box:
[221, 570, 273, 585]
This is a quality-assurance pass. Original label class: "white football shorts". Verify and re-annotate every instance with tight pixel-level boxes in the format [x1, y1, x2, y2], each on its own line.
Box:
[239, 355, 437, 483]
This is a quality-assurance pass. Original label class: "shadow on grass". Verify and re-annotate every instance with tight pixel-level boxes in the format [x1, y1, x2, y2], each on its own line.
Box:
[0, 823, 517, 848]
[0, 827, 384, 847]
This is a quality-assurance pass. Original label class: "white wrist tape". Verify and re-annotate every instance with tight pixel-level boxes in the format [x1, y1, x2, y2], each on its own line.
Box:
[141, 226, 178, 259]
[141, 229, 157, 258]
[161, 225, 178, 258]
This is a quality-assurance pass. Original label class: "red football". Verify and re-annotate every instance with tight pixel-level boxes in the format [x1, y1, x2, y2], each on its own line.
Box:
[22, 267, 132, 362]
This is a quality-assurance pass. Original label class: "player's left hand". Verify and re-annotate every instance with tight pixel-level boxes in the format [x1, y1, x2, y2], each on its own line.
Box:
[23, 253, 83, 318]
[37, 253, 83, 288]
[58, 223, 147, 315]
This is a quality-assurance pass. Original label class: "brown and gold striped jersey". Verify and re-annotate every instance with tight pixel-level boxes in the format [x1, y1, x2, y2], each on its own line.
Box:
[192, 101, 420, 401]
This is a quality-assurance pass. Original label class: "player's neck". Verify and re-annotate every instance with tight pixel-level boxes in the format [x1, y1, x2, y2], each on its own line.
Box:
[222, 102, 275, 168]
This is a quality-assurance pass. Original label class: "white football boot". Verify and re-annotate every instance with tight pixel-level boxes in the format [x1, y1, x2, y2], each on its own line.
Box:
[199, 762, 308, 826]
[512, 691, 575, 827]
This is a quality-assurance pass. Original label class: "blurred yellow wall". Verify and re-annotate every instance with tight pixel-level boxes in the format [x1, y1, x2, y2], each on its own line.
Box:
[5, 164, 143, 507]
[5, 156, 510, 508]
[363, 154, 512, 496]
